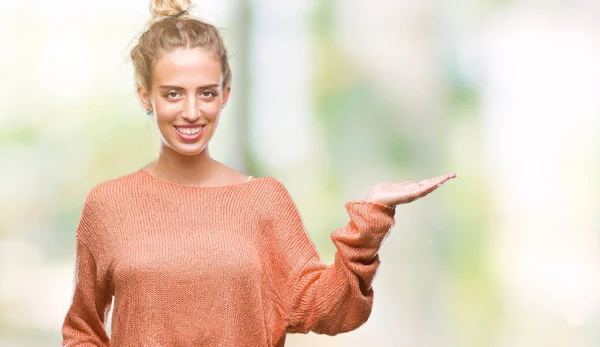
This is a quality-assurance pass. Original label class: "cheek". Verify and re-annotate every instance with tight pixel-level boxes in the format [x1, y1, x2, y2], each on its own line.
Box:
[154, 99, 177, 116]
[152, 97, 222, 121]
[200, 102, 222, 119]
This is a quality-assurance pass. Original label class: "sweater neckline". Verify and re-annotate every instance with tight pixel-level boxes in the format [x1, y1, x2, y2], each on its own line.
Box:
[137, 168, 267, 190]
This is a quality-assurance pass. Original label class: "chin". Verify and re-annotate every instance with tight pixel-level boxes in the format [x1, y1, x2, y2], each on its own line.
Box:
[159, 126, 213, 156]
[170, 142, 208, 156]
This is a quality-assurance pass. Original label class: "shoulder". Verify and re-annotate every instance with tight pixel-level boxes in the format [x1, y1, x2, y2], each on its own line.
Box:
[256, 177, 293, 202]
[76, 171, 140, 241]
[80, 170, 143, 214]
[85, 170, 142, 200]
[255, 177, 302, 219]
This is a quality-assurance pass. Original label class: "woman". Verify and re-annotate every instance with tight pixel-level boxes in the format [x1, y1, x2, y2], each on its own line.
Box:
[61, 0, 456, 346]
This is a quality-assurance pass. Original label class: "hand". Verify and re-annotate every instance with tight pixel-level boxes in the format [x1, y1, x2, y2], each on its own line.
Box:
[364, 172, 457, 207]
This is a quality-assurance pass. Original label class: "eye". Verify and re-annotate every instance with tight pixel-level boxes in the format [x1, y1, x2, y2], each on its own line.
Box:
[165, 91, 181, 100]
[200, 90, 217, 98]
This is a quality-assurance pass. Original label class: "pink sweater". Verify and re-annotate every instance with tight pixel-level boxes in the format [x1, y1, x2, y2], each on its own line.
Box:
[62, 169, 396, 346]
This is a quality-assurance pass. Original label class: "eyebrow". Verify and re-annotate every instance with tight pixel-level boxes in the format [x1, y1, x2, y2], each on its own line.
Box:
[158, 84, 220, 90]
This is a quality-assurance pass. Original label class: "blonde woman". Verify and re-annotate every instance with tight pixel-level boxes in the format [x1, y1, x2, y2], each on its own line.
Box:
[61, 1, 456, 345]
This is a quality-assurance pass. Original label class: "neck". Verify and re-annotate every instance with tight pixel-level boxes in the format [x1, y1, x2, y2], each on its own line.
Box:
[149, 144, 218, 186]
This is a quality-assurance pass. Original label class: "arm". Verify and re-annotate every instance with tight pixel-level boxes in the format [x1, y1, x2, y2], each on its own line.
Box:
[62, 191, 112, 346]
[264, 181, 396, 335]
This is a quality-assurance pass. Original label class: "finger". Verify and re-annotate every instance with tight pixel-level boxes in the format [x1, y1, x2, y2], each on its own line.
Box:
[416, 173, 455, 197]
[408, 172, 457, 202]
[419, 181, 442, 197]
[405, 183, 438, 202]
[407, 187, 436, 203]
[418, 173, 454, 188]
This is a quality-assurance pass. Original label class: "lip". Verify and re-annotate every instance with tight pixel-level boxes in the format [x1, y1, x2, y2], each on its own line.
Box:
[174, 125, 204, 142]
[174, 124, 206, 128]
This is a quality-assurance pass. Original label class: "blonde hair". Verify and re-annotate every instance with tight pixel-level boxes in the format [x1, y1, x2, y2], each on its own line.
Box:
[130, 0, 232, 92]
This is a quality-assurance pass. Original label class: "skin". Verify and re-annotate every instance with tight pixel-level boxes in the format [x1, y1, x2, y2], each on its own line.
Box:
[137, 47, 244, 187]
[137, 46, 457, 203]
[364, 173, 457, 206]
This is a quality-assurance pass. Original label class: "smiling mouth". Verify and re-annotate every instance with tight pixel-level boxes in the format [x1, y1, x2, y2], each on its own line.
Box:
[175, 126, 204, 135]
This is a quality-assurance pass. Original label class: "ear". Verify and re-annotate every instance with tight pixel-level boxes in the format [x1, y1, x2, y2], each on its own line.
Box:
[221, 85, 231, 108]
[137, 85, 152, 111]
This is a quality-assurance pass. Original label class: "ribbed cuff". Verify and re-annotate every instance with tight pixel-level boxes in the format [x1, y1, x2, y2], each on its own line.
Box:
[343, 200, 396, 236]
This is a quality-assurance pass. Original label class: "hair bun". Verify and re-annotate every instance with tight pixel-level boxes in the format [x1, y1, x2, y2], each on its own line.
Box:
[149, 0, 191, 19]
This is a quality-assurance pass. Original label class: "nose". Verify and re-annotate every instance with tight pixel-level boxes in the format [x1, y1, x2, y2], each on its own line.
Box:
[181, 96, 200, 122]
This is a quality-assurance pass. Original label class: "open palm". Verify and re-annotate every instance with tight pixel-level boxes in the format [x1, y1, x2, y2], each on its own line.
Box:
[365, 172, 457, 207]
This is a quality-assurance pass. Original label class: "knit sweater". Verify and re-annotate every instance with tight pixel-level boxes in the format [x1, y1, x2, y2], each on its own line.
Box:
[61, 169, 396, 346]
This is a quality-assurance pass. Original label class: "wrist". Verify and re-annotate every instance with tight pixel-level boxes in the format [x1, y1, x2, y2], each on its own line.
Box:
[364, 197, 394, 208]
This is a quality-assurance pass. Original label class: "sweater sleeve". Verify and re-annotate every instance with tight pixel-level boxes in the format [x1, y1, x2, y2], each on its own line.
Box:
[264, 180, 396, 335]
[62, 190, 112, 346]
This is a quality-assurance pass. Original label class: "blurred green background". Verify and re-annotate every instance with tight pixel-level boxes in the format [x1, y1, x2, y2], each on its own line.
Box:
[1, 0, 599, 346]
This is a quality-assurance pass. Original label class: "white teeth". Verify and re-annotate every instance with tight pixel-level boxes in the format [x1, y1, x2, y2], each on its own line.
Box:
[176, 126, 203, 135]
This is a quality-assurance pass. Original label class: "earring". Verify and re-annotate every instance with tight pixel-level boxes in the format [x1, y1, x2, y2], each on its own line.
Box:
[221, 104, 226, 109]
[146, 109, 152, 116]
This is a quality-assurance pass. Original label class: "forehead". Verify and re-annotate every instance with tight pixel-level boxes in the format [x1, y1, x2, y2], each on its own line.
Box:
[152, 47, 222, 86]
